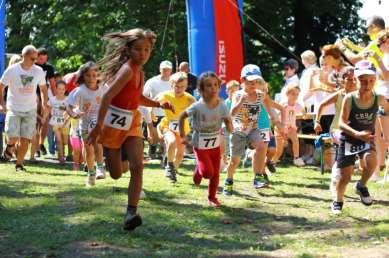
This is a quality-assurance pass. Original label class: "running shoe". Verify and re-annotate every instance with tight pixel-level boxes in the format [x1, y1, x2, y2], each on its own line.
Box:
[293, 157, 305, 167]
[123, 212, 142, 231]
[331, 201, 343, 215]
[223, 179, 233, 196]
[15, 164, 26, 172]
[39, 144, 47, 156]
[266, 160, 276, 173]
[165, 165, 177, 183]
[96, 166, 106, 179]
[355, 181, 373, 206]
[253, 174, 269, 189]
[86, 172, 96, 187]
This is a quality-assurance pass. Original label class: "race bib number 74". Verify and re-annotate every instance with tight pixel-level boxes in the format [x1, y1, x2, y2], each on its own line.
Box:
[104, 105, 133, 130]
[345, 141, 370, 156]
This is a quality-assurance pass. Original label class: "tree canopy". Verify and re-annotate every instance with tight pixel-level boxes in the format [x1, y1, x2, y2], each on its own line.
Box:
[6, 0, 364, 93]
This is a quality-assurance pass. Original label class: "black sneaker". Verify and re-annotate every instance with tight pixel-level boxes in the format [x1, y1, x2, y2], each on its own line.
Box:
[165, 165, 177, 183]
[39, 144, 47, 156]
[223, 179, 233, 196]
[160, 155, 167, 168]
[123, 212, 142, 231]
[331, 201, 343, 215]
[15, 164, 26, 172]
[253, 174, 269, 189]
[266, 160, 276, 173]
[355, 181, 373, 206]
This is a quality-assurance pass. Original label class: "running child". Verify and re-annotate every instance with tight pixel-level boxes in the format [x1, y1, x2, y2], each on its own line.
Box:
[67, 62, 107, 186]
[48, 80, 69, 164]
[87, 28, 173, 231]
[156, 72, 195, 183]
[179, 72, 232, 207]
[223, 64, 268, 195]
[332, 60, 389, 214]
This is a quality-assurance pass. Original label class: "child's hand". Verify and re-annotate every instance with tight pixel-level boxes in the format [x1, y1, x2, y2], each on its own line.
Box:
[160, 101, 175, 113]
[180, 135, 189, 145]
[314, 121, 322, 134]
[355, 130, 374, 143]
[86, 125, 102, 145]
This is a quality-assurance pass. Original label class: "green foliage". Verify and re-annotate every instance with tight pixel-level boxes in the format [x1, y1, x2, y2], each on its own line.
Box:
[5, 0, 364, 86]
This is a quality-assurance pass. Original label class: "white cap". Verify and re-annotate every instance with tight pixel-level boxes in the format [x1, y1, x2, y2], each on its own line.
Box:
[160, 60, 173, 69]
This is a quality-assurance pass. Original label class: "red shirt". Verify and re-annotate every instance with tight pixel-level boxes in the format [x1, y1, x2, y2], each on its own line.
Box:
[64, 72, 78, 94]
[111, 60, 144, 110]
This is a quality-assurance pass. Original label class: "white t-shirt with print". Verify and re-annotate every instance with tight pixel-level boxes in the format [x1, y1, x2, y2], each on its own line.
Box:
[66, 84, 108, 132]
[48, 96, 67, 126]
[0, 63, 46, 112]
[143, 75, 171, 117]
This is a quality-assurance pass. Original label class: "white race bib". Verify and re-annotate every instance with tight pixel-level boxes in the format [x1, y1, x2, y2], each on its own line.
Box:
[259, 128, 271, 142]
[169, 120, 179, 131]
[198, 132, 220, 150]
[345, 141, 370, 156]
[104, 105, 133, 131]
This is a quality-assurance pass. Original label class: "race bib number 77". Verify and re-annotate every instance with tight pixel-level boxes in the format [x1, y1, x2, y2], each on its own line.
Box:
[104, 105, 133, 130]
[198, 132, 220, 150]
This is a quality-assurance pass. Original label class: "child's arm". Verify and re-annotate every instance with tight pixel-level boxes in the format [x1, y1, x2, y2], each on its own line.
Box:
[223, 117, 233, 134]
[178, 111, 189, 145]
[230, 92, 245, 116]
[314, 91, 339, 133]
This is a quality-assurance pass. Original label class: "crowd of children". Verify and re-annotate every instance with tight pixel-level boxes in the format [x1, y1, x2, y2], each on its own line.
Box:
[1, 18, 389, 230]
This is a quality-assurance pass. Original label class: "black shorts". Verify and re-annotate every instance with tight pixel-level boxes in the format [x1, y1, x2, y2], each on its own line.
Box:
[319, 115, 334, 134]
[301, 119, 314, 144]
[336, 140, 375, 168]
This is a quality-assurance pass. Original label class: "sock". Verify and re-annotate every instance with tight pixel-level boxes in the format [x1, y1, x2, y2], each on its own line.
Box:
[127, 205, 137, 214]
[88, 168, 96, 175]
[97, 163, 104, 169]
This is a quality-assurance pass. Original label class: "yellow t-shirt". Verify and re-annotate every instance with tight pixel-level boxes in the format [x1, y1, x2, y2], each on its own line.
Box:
[157, 90, 195, 134]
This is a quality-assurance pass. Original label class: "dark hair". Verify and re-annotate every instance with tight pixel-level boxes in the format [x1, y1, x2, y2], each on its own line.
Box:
[37, 47, 48, 56]
[283, 58, 299, 71]
[56, 80, 66, 88]
[197, 71, 221, 92]
[99, 28, 157, 82]
[76, 61, 98, 85]
[367, 15, 385, 30]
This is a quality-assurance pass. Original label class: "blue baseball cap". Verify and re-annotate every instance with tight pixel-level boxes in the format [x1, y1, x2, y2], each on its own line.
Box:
[354, 60, 376, 77]
[240, 64, 263, 81]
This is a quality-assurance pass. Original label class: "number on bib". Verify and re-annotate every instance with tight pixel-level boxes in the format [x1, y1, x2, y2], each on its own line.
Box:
[198, 132, 220, 150]
[345, 141, 370, 156]
[169, 121, 179, 131]
[259, 129, 270, 142]
[104, 106, 133, 130]
[88, 117, 97, 133]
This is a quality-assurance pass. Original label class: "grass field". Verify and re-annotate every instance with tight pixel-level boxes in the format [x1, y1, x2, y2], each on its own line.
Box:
[1, 156, 389, 258]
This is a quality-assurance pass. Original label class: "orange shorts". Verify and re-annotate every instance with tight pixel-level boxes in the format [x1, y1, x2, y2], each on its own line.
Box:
[99, 109, 142, 149]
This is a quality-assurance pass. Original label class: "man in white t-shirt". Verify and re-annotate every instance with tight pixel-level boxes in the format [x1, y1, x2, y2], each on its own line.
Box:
[0, 45, 48, 171]
[143, 60, 172, 159]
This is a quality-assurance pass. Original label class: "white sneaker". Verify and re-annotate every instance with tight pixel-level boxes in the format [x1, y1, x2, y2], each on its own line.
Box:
[86, 173, 96, 187]
[305, 156, 315, 165]
[96, 167, 106, 179]
[139, 190, 146, 199]
[293, 158, 305, 167]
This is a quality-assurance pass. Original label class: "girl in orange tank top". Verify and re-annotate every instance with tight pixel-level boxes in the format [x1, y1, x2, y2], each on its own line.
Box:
[87, 28, 174, 231]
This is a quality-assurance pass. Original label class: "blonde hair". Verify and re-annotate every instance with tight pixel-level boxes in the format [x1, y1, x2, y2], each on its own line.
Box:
[226, 80, 240, 90]
[285, 84, 300, 95]
[21, 45, 37, 56]
[169, 72, 188, 86]
[377, 29, 389, 47]
[98, 28, 157, 82]
[301, 50, 317, 65]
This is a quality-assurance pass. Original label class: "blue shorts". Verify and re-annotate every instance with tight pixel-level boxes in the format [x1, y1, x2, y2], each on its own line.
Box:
[268, 135, 276, 148]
